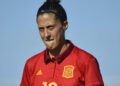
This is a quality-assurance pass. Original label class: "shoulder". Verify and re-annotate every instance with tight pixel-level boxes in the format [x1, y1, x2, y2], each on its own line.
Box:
[72, 46, 99, 73]
[73, 46, 95, 59]
[73, 46, 97, 65]
[25, 50, 46, 69]
[72, 46, 104, 85]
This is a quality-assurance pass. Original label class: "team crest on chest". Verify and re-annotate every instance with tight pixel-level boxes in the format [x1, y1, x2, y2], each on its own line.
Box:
[62, 65, 74, 78]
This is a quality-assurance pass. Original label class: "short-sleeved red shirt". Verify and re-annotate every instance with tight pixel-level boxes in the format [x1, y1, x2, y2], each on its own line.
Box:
[20, 40, 104, 86]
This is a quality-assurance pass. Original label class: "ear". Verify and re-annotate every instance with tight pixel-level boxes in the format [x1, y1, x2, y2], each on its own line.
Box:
[63, 21, 68, 31]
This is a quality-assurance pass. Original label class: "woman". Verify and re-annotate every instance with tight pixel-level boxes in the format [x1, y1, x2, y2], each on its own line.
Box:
[20, 0, 104, 86]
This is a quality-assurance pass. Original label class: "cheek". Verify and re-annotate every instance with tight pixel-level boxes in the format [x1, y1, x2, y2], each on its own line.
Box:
[54, 32, 64, 44]
[54, 31, 61, 39]
[39, 32, 44, 39]
[57, 29, 64, 38]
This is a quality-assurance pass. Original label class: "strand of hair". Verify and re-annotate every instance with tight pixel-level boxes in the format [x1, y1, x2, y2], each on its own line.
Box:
[46, 0, 60, 3]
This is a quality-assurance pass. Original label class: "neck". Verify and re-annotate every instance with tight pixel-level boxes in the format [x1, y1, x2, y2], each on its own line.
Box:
[48, 40, 68, 58]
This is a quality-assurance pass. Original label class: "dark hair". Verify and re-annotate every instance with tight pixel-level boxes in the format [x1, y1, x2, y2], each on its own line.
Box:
[37, 0, 67, 24]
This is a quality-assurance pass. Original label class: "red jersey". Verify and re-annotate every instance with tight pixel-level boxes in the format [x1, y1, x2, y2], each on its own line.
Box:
[20, 41, 104, 86]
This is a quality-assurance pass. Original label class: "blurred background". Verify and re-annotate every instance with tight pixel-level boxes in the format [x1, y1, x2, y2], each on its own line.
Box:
[0, 0, 120, 86]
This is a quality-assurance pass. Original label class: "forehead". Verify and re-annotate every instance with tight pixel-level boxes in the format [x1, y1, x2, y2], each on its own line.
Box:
[37, 13, 57, 25]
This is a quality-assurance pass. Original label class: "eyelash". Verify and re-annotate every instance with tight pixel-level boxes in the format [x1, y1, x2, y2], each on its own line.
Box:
[39, 28, 44, 31]
[39, 26, 55, 31]
[48, 26, 54, 29]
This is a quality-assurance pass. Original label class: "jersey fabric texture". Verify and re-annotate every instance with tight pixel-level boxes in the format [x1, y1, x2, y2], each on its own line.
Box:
[20, 40, 104, 86]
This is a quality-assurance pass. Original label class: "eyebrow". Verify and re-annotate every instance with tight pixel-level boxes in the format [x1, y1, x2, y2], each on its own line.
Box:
[47, 24, 55, 28]
[39, 24, 56, 28]
[38, 26, 44, 30]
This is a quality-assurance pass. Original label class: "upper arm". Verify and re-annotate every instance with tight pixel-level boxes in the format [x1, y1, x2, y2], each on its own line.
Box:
[85, 57, 104, 86]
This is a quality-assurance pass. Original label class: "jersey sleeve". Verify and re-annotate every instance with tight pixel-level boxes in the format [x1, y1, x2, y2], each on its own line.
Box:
[20, 62, 31, 86]
[85, 57, 104, 86]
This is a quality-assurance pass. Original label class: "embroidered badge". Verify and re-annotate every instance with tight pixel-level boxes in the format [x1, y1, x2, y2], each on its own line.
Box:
[62, 65, 74, 78]
[36, 70, 42, 75]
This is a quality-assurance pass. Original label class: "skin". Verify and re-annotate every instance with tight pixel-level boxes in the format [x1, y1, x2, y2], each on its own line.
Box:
[37, 13, 68, 58]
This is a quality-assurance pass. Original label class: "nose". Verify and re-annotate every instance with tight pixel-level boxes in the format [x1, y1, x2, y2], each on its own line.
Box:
[44, 28, 50, 37]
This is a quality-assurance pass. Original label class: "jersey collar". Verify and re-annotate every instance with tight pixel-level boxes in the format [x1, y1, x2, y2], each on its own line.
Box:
[44, 40, 74, 64]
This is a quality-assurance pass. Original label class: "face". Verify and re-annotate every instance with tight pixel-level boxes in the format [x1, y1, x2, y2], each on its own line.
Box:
[37, 13, 68, 50]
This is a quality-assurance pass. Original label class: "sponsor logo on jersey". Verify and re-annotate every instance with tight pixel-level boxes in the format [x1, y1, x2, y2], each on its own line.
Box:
[62, 65, 74, 78]
[36, 70, 42, 75]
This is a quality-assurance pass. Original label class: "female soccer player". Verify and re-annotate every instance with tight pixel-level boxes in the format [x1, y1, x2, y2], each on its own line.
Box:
[20, 0, 104, 86]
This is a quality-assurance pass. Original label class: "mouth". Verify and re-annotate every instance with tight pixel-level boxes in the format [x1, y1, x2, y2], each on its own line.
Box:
[45, 39, 54, 42]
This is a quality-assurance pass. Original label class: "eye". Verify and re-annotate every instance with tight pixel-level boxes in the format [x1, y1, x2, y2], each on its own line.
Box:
[39, 27, 44, 31]
[47, 25, 54, 30]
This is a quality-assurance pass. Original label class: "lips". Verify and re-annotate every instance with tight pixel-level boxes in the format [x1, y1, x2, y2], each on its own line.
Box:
[45, 39, 54, 41]
[45, 39, 54, 45]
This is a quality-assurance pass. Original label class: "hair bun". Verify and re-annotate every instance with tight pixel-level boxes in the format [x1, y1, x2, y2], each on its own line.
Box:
[46, 0, 60, 3]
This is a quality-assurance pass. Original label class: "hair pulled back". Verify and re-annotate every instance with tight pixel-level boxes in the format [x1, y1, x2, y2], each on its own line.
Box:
[37, 0, 67, 24]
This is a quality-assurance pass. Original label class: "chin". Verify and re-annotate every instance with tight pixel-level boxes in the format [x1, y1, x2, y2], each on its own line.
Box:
[46, 46, 53, 49]
[47, 46, 56, 50]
